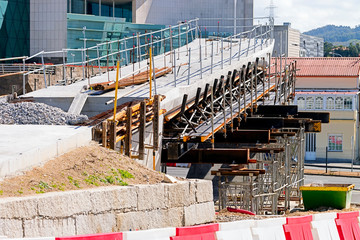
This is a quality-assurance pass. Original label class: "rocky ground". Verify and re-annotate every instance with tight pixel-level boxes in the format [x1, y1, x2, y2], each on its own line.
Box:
[0, 98, 88, 125]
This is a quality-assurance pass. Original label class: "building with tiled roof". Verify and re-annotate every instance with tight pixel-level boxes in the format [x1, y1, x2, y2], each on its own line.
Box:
[284, 57, 360, 163]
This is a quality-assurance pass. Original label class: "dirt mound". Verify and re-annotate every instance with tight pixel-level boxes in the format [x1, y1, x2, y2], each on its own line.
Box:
[0, 143, 165, 198]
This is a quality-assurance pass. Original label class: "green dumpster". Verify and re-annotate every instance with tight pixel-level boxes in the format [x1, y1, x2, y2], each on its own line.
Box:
[300, 183, 354, 210]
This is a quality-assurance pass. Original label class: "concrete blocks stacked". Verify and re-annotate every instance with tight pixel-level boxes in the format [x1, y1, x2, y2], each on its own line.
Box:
[0, 180, 214, 238]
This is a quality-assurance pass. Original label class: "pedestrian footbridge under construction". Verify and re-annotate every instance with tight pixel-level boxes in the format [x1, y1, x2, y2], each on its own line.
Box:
[1, 18, 329, 214]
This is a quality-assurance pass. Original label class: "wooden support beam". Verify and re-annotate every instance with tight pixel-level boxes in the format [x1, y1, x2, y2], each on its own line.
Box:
[255, 105, 298, 117]
[125, 107, 132, 156]
[109, 121, 116, 150]
[215, 130, 270, 144]
[139, 101, 146, 160]
[153, 95, 160, 150]
[162, 148, 250, 164]
[102, 121, 108, 148]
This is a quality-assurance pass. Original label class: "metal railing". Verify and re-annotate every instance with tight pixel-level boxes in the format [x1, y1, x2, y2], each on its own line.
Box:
[0, 17, 274, 96]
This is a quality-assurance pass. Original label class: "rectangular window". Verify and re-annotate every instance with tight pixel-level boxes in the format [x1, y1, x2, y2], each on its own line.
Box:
[344, 97, 353, 110]
[328, 134, 343, 152]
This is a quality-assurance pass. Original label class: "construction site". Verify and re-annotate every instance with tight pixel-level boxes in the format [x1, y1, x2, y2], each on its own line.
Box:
[1, 9, 356, 239]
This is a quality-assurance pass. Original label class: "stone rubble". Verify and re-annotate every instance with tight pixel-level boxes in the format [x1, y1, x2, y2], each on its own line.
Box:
[0, 100, 88, 125]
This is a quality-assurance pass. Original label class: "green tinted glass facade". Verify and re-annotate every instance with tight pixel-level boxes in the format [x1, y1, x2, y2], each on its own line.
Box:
[0, 0, 30, 58]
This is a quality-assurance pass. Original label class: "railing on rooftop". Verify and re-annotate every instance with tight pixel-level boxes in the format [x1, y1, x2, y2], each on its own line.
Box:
[0, 17, 274, 96]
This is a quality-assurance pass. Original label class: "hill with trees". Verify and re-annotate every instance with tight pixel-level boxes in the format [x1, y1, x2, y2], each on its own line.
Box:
[304, 25, 360, 44]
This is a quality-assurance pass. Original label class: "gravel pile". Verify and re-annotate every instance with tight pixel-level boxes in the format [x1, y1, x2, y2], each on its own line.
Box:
[0, 101, 88, 125]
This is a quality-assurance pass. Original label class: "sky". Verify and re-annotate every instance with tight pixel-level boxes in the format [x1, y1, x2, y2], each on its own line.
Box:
[254, 0, 360, 32]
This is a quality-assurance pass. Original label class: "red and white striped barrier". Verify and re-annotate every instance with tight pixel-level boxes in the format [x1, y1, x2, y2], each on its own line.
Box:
[3, 211, 360, 240]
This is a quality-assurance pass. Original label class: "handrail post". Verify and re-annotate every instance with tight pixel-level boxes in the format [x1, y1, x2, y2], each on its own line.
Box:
[200, 45, 203, 79]
[62, 49, 66, 85]
[221, 37, 224, 69]
[229, 35, 232, 65]
[238, 33, 242, 61]
[173, 49, 177, 87]
[178, 24, 181, 59]
[96, 45, 101, 75]
[22, 58, 26, 95]
[41, 52, 47, 88]
[187, 48, 191, 85]
[211, 41, 214, 74]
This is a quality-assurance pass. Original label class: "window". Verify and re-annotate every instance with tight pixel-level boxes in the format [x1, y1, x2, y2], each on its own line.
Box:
[297, 97, 305, 109]
[344, 97, 353, 110]
[315, 97, 323, 109]
[335, 97, 343, 109]
[328, 135, 343, 152]
[306, 97, 314, 109]
[326, 97, 335, 109]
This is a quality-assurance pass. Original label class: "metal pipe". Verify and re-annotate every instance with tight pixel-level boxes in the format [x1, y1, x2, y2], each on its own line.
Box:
[211, 86, 215, 149]
[238, 34, 242, 61]
[178, 24, 181, 60]
[152, 47, 157, 95]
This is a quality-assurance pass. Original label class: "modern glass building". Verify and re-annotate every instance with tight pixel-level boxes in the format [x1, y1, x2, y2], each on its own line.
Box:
[0, 0, 30, 58]
[68, 0, 132, 22]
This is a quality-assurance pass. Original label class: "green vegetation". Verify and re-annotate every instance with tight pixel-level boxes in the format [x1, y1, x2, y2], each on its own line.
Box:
[324, 41, 360, 57]
[83, 168, 133, 187]
[305, 25, 360, 43]
[68, 176, 81, 188]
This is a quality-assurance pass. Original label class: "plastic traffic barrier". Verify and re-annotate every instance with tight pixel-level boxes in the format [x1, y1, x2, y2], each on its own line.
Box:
[335, 212, 360, 240]
[216, 229, 253, 240]
[219, 220, 255, 231]
[283, 215, 313, 240]
[170, 232, 216, 240]
[123, 227, 176, 240]
[175, 223, 219, 236]
[311, 212, 340, 240]
[56, 233, 122, 240]
[252, 217, 286, 240]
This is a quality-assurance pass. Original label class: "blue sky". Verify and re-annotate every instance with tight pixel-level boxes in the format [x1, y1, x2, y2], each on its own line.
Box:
[254, 0, 360, 32]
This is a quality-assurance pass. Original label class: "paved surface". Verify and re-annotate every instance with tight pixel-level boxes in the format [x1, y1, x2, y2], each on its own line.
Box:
[166, 166, 360, 204]
[0, 125, 92, 179]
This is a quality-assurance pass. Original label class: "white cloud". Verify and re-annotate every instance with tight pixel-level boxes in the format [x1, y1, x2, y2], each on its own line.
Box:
[254, 0, 360, 32]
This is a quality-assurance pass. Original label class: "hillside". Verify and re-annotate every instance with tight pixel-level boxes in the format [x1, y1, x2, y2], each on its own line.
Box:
[304, 25, 360, 44]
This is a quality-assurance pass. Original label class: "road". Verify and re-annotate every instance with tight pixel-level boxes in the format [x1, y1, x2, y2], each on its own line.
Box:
[167, 167, 360, 204]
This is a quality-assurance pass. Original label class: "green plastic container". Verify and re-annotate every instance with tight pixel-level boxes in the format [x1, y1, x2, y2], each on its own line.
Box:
[300, 183, 354, 210]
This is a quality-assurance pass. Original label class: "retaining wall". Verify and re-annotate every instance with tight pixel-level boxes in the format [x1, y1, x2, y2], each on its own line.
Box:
[0, 180, 215, 238]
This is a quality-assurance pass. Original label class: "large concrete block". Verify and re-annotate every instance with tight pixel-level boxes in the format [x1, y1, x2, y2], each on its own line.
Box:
[184, 202, 215, 226]
[116, 209, 166, 231]
[0, 219, 23, 238]
[24, 217, 75, 238]
[195, 180, 213, 203]
[136, 184, 166, 211]
[0, 197, 38, 219]
[87, 186, 137, 213]
[165, 181, 195, 208]
[37, 190, 92, 217]
[75, 212, 116, 235]
[111, 186, 138, 211]
[166, 207, 184, 227]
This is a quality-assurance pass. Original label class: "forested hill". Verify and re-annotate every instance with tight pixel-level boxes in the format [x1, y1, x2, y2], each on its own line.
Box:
[304, 25, 360, 43]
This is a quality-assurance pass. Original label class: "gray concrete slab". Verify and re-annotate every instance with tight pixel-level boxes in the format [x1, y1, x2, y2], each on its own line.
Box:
[0, 125, 92, 179]
[25, 38, 274, 117]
